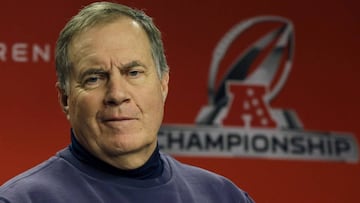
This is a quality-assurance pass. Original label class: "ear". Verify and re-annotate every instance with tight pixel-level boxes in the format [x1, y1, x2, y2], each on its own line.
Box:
[56, 82, 70, 120]
[160, 71, 169, 102]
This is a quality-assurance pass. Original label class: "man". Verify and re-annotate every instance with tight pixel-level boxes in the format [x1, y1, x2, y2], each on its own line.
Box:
[0, 2, 254, 202]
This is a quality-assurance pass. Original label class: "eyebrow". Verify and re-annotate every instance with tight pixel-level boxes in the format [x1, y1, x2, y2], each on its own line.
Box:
[77, 60, 147, 80]
[120, 60, 147, 70]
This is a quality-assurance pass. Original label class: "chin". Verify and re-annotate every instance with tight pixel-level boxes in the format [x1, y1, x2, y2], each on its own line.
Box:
[103, 140, 146, 155]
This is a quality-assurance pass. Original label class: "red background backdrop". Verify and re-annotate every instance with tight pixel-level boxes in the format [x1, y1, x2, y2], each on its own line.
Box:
[0, 0, 359, 202]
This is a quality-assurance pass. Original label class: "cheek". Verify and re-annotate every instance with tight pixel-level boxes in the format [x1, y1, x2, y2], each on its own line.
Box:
[141, 86, 165, 119]
[68, 93, 99, 123]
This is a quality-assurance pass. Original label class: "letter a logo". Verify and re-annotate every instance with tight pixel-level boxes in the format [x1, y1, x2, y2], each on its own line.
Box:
[222, 82, 277, 128]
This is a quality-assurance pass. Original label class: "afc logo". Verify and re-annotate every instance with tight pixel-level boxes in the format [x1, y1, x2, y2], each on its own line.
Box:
[159, 16, 358, 162]
[195, 16, 299, 130]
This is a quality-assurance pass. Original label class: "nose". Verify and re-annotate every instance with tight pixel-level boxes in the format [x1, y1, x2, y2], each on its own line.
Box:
[103, 74, 130, 106]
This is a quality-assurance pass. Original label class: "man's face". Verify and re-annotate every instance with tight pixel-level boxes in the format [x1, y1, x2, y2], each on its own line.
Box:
[60, 17, 169, 167]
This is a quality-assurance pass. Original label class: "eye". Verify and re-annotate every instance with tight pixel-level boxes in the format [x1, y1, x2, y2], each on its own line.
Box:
[127, 69, 144, 78]
[85, 76, 99, 83]
[82, 74, 106, 88]
[128, 70, 140, 77]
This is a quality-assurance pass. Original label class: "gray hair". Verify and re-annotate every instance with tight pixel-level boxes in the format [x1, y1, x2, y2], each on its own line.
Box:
[55, 1, 169, 92]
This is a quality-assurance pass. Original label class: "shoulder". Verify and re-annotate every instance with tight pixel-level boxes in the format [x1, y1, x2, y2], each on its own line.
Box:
[1, 156, 59, 188]
[161, 153, 234, 184]
[0, 150, 72, 202]
[161, 153, 254, 203]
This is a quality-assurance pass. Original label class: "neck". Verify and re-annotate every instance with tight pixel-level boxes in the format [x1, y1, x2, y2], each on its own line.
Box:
[69, 131, 163, 179]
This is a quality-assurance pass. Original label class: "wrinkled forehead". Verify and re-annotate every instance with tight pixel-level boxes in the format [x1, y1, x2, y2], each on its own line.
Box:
[69, 14, 132, 48]
[67, 17, 154, 75]
[68, 16, 150, 63]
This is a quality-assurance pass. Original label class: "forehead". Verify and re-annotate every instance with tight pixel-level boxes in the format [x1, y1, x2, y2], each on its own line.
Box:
[68, 17, 153, 69]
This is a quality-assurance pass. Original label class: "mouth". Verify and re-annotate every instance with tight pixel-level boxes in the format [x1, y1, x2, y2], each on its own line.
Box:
[98, 111, 139, 128]
[100, 117, 137, 129]
[102, 117, 137, 123]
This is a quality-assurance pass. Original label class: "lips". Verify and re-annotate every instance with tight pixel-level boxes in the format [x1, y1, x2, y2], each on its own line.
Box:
[97, 109, 139, 127]
[99, 116, 137, 129]
[101, 116, 136, 122]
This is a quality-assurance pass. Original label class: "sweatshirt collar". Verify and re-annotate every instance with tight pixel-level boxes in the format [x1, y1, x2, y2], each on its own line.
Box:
[69, 130, 163, 179]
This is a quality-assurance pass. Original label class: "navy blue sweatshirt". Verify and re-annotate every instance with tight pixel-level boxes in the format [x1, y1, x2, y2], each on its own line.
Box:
[0, 134, 254, 203]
